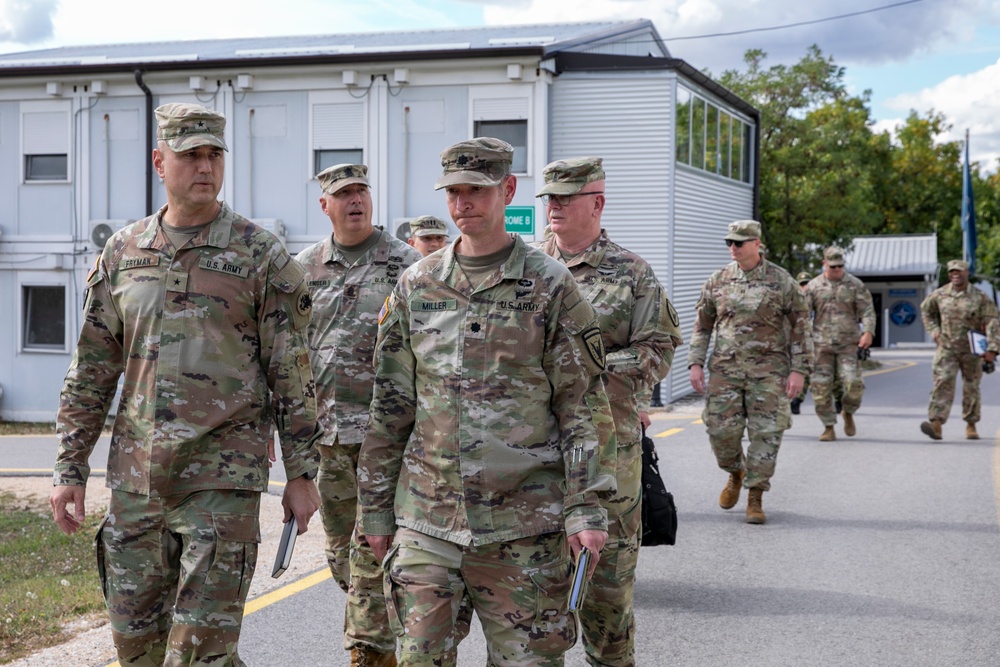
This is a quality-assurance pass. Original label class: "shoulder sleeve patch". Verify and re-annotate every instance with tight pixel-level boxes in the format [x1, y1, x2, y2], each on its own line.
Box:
[582, 326, 606, 371]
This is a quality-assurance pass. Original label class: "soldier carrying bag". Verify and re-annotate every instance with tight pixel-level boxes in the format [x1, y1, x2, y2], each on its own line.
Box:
[640, 427, 677, 546]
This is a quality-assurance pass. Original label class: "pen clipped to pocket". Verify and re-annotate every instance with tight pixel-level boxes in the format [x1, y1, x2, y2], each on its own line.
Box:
[568, 547, 590, 612]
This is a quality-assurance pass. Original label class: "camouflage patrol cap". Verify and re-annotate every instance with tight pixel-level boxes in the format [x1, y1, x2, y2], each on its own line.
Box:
[155, 102, 228, 152]
[317, 163, 369, 195]
[409, 215, 449, 238]
[434, 137, 513, 190]
[796, 271, 812, 285]
[724, 220, 761, 241]
[824, 246, 846, 267]
[946, 259, 969, 272]
[535, 157, 605, 196]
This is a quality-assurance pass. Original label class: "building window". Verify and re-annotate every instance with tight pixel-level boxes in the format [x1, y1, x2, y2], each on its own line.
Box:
[25, 154, 68, 181]
[22, 104, 71, 183]
[311, 100, 365, 178]
[676, 85, 752, 184]
[314, 149, 364, 174]
[22, 284, 66, 350]
[474, 120, 527, 174]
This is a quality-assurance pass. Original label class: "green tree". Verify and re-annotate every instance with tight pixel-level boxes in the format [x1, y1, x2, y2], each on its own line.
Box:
[717, 46, 884, 273]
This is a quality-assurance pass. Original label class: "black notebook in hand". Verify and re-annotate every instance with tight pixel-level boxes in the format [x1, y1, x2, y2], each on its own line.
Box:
[271, 517, 297, 579]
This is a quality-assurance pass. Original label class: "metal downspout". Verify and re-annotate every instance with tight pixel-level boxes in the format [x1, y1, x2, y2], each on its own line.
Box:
[134, 69, 153, 216]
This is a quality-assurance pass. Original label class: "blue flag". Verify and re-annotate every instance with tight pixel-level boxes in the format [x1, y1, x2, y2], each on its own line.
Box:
[962, 132, 977, 276]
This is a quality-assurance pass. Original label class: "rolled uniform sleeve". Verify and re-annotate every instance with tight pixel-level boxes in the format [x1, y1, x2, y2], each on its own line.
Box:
[261, 251, 321, 481]
[358, 291, 416, 536]
[550, 284, 611, 536]
[54, 257, 124, 487]
[687, 274, 718, 368]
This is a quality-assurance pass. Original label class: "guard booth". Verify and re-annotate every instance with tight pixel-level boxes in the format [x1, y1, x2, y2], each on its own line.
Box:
[842, 234, 938, 348]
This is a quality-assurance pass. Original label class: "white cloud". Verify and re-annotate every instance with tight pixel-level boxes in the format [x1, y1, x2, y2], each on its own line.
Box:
[0, 0, 57, 43]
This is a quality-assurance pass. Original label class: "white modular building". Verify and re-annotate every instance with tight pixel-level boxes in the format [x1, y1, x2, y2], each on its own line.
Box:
[0, 19, 758, 420]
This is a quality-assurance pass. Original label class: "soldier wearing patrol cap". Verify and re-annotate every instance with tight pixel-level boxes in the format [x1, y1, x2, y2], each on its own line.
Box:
[535, 156, 682, 667]
[295, 163, 422, 666]
[688, 220, 813, 524]
[804, 246, 876, 441]
[407, 214, 450, 256]
[919, 259, 1000, 440]
[50, 102, 322, 666]
[358, 138, 614, 666]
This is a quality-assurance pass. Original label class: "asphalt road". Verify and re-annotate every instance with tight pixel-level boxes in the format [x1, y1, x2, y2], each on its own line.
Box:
[3, 348, 999, 666]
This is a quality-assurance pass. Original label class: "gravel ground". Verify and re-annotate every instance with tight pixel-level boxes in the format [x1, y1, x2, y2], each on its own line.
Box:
[4, 477, 328, 667]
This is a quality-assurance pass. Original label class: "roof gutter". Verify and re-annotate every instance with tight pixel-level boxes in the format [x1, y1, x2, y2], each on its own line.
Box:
[134, 69, 154, 217]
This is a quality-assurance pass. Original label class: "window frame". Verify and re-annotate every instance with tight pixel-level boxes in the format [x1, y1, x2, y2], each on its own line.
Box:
[308, 92, 367, 181]
[469, 85, 532, 176]
[18, 273, 70, 354]
[21, 100, 72, 184]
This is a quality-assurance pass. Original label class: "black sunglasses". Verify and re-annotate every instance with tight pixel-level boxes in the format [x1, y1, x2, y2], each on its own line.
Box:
[725, 239, 748, 248]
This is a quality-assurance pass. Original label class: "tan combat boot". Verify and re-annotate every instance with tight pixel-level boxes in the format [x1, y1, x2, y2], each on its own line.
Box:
[920, 419, 943, 441]
[842, 412, 856, 437]
[746, 488, 766, 524]
[719, 470, 744, 509]
[350, 648, 398, 667]
[966, 423, 979, 440]
[818, 425, 836, 441]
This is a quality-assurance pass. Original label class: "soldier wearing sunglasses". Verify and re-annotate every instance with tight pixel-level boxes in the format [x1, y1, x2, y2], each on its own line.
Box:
[687, 220, 814, 524]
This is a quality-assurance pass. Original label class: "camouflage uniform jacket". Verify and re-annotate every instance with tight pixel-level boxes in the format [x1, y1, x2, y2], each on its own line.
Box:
[806, 272, 876, 349]
[358, 234, 612, 546]
[688, 259, 814, 378]
[55, 202, 320, 496]
[536, 230, 682, 448]
[295, 229, 422, 446]
[920, 284, 1000, 353]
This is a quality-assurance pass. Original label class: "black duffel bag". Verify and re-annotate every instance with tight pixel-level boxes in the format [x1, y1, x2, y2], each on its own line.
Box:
[640, 428, 677, 546]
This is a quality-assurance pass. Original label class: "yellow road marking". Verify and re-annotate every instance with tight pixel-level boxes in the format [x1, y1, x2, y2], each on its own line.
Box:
[105, 568, 333, 666]
[653, 427, 685, 438]
[244, 568, 331, 614]
[862, 360, 917, 377]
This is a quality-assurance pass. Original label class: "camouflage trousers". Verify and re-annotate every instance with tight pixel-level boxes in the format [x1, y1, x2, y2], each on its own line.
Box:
[579, 441, 640, 667]
[812, 345, 865, 426]
[317, 442, 395, 653]
[928, 346, 984, 424]
[385, 528, 575, 666]
[703, 372, 791, 491]
[97, 489, 260, 667]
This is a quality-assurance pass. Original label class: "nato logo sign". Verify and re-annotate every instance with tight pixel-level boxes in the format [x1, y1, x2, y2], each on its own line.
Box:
[889, 301, 917, 327]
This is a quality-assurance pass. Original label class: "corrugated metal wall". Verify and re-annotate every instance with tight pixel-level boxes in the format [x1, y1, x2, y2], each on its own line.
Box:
[671, 168, 754, 399]
[550, 73, 755, 403]
[549, 73, 682, 398]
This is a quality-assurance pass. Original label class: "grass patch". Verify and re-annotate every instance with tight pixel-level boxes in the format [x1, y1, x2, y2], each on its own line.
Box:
[0, 491, 105, 664]
[0, 422, 56, 436]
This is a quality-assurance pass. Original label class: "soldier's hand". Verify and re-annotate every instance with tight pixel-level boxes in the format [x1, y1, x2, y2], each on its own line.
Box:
[568, 529, 607, 579]
[267, 434, 277, 468]
[50, 485, 86, 535]
[689, 365, 706, 394]
[985, 350, 997, 364]
[282, 475, 321, 535]
[369, 534, 393, 564]
[859, 332, 874, 350]
[639, 411, 651, 430]
[785, 371, 805, 399]
[932, 331, 941, 344]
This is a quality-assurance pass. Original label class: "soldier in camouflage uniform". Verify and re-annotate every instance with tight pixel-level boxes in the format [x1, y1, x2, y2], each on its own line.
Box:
[358, 138, 614, 667]
[919, 259, 1000, 440]
[407, 214, 450, 256]
[49, 103, 321, 667]
[295, 164, 422, 666]
[688, 220, 813, 524]
[534, 157, 682, 667]
[805, 247, 876, 441]
[790, 271, 814, 415]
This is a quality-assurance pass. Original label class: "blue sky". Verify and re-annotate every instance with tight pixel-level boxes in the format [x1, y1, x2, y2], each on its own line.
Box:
[2, 0, 999, 169]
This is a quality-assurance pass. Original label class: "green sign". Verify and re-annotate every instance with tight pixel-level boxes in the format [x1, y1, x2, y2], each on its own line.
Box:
[505, 206, 535, 235]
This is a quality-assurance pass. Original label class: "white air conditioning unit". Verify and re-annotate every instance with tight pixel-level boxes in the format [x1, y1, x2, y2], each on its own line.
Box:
[89, 219, 132, 250]
[253, 218, 287, 246]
